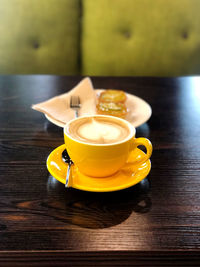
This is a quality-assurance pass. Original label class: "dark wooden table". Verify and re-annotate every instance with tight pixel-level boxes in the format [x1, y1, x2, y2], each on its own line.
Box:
[0, 75, 200, 266]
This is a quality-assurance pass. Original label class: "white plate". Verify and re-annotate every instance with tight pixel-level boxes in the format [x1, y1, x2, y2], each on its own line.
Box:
[45, 90, 152, 128]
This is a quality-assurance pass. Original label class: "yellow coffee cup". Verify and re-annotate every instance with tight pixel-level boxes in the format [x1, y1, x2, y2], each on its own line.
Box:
[64, 115, 152, 177]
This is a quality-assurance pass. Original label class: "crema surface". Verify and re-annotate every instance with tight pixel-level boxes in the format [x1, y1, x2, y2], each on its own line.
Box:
[67, 117, 130, 144]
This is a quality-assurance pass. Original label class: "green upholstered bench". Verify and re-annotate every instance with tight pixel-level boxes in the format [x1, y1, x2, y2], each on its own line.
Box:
[0, 0, 200, 76]
[0, 0, 80, 75]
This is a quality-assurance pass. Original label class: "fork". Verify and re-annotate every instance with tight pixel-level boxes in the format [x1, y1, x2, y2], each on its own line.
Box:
[70, 95, 81, 118]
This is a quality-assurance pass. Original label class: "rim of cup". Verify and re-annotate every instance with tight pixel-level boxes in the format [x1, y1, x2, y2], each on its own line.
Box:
[64, 115, 136, 146]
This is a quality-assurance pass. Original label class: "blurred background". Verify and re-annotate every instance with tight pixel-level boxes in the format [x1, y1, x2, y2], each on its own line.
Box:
[0, 0, 200, 77]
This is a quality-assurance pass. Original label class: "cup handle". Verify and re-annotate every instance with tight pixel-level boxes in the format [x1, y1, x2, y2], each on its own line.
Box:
[131, 137, 152, 164]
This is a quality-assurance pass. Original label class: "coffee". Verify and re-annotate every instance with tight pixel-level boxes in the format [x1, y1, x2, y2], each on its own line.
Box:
[64, 115, 152, 177]
[66, 116, 130, 144]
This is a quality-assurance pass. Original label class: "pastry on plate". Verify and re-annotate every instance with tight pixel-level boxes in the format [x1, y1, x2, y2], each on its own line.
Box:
[96, 101, 127, 118]
[98, 90, 126, 103]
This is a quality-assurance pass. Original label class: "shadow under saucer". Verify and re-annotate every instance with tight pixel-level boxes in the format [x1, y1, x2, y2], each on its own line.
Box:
[46, 175, 151, 229]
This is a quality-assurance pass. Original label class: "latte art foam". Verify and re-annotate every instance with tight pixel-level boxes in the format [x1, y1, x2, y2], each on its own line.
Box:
[67, 117, 130, 144]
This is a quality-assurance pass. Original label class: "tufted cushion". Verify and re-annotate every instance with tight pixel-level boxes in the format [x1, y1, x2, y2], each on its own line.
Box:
[82, 0, 200, 76]
[0, 0, 80, 75]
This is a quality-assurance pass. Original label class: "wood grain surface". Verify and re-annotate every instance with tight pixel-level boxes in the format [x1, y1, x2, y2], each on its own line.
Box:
[0, 75, 200, 266]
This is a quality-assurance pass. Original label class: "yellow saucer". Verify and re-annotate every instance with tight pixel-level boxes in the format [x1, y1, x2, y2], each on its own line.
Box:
[46, 144, 151, 192]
